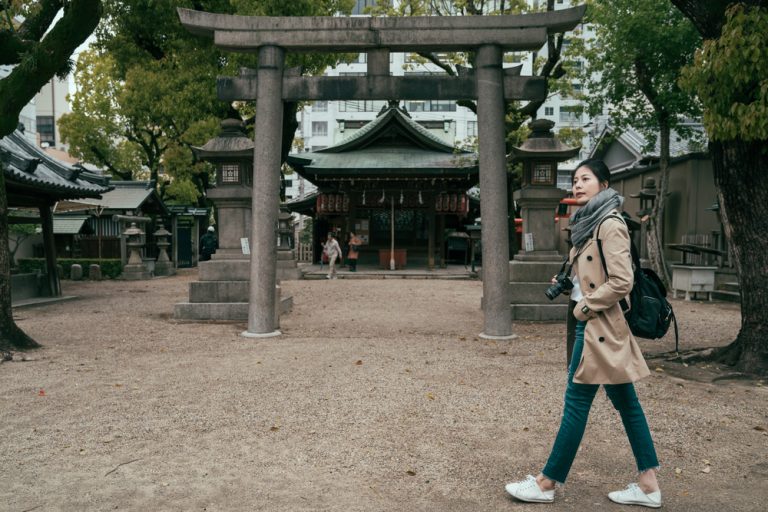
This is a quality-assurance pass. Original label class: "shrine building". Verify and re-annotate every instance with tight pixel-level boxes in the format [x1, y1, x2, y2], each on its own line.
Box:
[286, 103, 480, 269]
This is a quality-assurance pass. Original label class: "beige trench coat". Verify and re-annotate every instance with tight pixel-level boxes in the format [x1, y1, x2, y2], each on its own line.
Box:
[569, 212, 650, 385]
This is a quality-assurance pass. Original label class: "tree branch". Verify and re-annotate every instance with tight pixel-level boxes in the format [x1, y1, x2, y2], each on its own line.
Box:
[18, 0, 63, 41]
[0, 0, 103, 138]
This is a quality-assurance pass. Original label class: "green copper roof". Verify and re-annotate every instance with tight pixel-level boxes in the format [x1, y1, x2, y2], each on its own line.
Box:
[288, 106, 477, 179]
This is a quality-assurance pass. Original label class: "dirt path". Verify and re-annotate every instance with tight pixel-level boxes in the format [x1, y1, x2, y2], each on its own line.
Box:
[1, 272, 765, 511]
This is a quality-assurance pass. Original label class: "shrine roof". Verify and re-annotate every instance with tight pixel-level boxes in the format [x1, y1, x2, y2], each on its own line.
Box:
[79, 181, 169, 216]
[288, 106, 477, 179]
[1, 130, 112, 201]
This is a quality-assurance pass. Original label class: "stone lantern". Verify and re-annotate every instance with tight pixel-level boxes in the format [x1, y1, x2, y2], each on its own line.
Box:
[192, 117, 254, 260]
[508, 119, 580, 321]
[122, 222, 151, 280]
[174, 117, 294, 325]
[511, 119, 580, 259]
[153, 222, 175, 276]
[630, 177, 658, 264]
[276, 206, 301, 280]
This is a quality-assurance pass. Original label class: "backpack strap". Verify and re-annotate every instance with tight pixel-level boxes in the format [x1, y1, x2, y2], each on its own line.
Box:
[594, 214, 630, 313]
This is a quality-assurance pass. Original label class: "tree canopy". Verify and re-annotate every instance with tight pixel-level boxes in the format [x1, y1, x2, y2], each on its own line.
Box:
[577, 0, 700, 139]
[679, 4, 768, 142]
[60, 0, 356, 206]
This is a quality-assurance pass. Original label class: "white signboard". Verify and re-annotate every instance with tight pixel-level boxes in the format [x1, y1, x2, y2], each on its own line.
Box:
[241, 237, 251, 255]
[524, 232, 535, 252]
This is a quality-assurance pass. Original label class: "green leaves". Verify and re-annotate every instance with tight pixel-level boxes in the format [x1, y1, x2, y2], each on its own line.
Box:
[680, 5, 768, 142]
[577, 0, 701, 136]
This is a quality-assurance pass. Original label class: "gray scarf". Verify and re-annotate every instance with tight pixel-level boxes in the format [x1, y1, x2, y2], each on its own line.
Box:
[569, 188, 624, 249]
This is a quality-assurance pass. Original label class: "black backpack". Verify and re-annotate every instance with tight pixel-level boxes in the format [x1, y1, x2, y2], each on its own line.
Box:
[596, 215, 679, 352]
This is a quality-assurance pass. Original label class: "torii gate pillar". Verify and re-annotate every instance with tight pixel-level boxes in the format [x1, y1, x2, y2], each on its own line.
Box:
[476, 45, 514, 339]
[242, 45, 284, 338]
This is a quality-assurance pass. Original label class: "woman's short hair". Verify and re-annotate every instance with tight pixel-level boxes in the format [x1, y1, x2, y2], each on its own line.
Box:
[573, 158, 611, 185]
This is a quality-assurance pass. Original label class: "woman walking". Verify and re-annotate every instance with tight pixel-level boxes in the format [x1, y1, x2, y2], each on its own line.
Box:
[347, 232, 362, 272]
[505, 159, 661, 508]
[324, 232, 342, 279]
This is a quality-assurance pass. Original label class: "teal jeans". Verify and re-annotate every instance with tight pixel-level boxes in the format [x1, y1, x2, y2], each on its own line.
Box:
[542, 320, 659, 484]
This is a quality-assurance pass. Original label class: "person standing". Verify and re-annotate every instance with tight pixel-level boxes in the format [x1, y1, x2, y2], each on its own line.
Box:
[324, 232, 342, 279]
[346, 232, 362, 272]
[505, 159, 661, 508]
[199, 226, 218, 262]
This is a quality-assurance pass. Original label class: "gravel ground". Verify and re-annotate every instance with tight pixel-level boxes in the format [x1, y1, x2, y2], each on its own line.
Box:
[1, 270, 766, 512]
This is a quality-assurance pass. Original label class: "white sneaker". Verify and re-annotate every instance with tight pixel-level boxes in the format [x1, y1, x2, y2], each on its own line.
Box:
[505, 475, 555, 503]
[608, 483, 662, 508]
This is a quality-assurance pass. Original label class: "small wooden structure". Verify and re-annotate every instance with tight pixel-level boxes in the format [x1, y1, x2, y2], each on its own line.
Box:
[2, 128, 112, 298]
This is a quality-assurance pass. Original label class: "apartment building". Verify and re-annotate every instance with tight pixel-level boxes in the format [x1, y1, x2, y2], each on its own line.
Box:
[288, 0, 598, 198]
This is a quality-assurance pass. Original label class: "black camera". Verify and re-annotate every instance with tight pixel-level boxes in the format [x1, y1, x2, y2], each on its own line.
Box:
[545, 272, 574, 301]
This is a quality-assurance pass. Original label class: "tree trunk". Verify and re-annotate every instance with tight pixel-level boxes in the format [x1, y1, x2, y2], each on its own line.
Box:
[0, 165, 41, 353]
[708, 140, 768, 375]
[646, 122, 672, 287]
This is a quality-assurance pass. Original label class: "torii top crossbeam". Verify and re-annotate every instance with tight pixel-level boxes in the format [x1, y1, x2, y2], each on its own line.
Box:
[177, 6, 586, 53]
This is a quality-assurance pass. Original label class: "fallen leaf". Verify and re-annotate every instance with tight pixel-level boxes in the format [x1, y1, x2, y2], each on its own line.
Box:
[114, 383, 123, 388]
[426, 392, 435, 400]
[675, 468, 683, 475]
[459, 336, 466, 341]
[754, 426, 766, 432]
[499, 351, 508, 355]
[355, 360, 363, 365]
[655, 367, 665, 373]
[701, 466, 711, 474]
[703, 459, 711, 465]
[38, 389, 46, 396]
[270, 426, 280, 432]
[523, 427, 529, 432]
[406, 470, 416, 476]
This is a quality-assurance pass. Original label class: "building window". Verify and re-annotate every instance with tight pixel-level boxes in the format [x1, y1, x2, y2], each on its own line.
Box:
[313, 101, 328, 112]
[406, 100, 456, 112]
[312, 121, 328, 137]
[544, 107, 554, 116]
[37, 115, 55, 146]
[467, 121, 477, 137]
[338, 100, 385, 112]
[559, 106, 582, 124]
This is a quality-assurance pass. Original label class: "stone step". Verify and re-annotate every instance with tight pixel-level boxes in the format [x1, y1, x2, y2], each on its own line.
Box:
[189, 281, 249, 303]
[198, 260, 250, 281]
[510, 303, 568, 321]
[508, 282, 571, 304]
[303, 271, 475, 280]
[174, 296, 293, 321]
[509, 260, 567, 282]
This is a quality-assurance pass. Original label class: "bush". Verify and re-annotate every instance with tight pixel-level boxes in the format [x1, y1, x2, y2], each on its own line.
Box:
[18, 258, 123, 279]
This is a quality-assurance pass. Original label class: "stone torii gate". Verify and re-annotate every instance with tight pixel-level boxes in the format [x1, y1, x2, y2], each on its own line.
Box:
[178, 6, 585, 339]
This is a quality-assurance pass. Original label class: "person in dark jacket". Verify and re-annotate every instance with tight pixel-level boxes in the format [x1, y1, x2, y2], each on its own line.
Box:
[200, 226, 218, 261]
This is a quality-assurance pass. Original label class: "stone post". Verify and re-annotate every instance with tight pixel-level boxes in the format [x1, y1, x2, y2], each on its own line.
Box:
[243, 45, 285, 338]
[476, 45, 514, 339]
